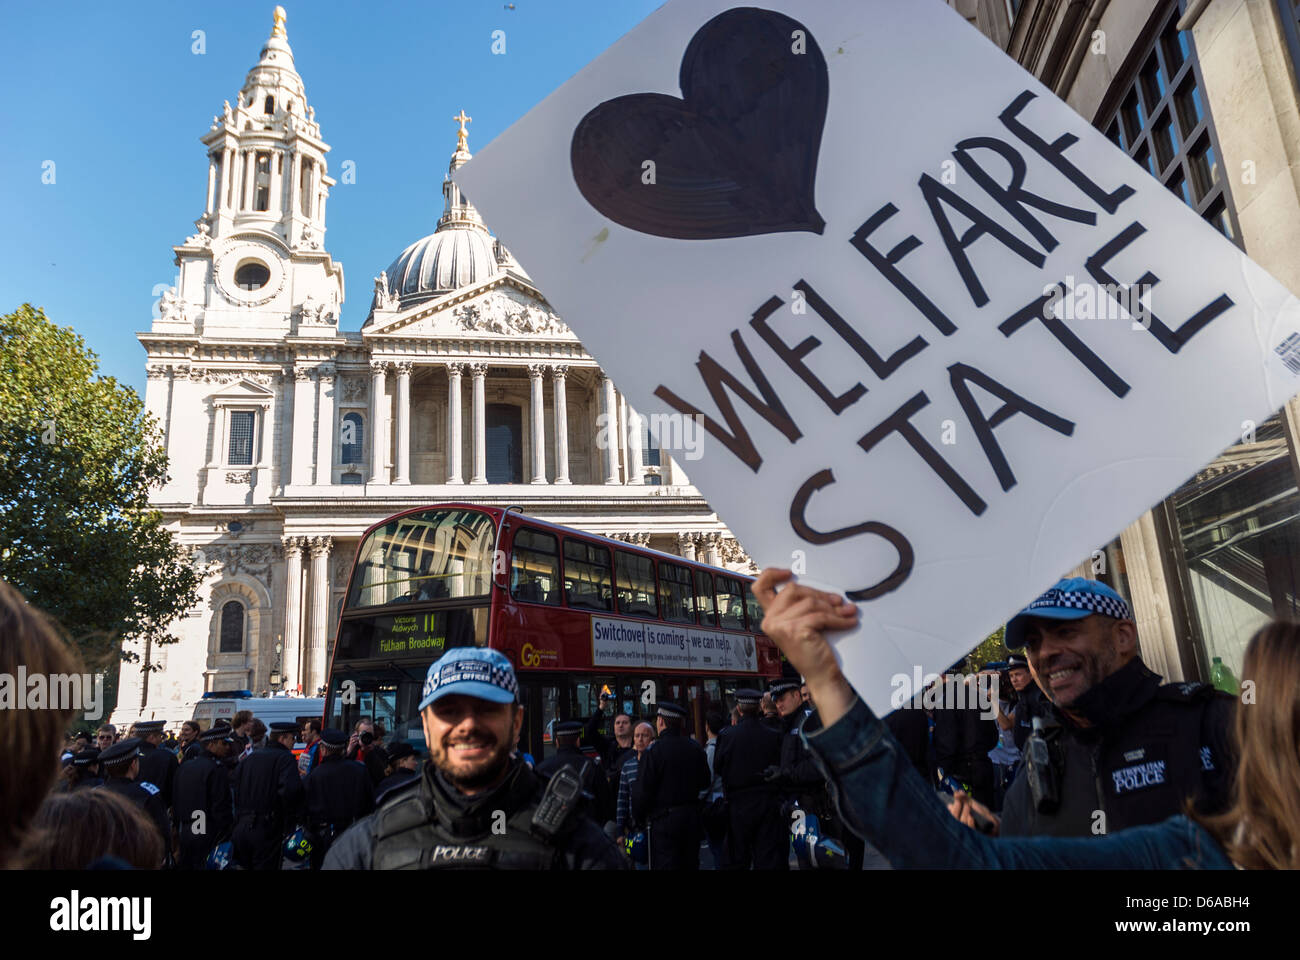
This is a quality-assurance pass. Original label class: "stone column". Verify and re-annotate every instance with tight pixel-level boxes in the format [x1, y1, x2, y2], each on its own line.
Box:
[677, 533, 697, 561]
[552, 365, 571, 485]
[598, 374, 619, 484]
[281, 537, 304, 694]
[528, 363, 547, 484]
[626, 404, 645, 485]
[206, 157, 217, 213]
[470, 363, 488, 484]
[314, 362, 335, 485]
[369, 361, 388, 484]
[1119, 513, 1184, 682]
[243, 149, 255, 210]
[255, 388, 276, 494]
[290, 368, 315, 486]
[703, 534, 721, 567]
[446, 363, 465, 483]
[394, 361, 412, 485]
[289, 150, 300, 218]
[306, 536, 332, 696]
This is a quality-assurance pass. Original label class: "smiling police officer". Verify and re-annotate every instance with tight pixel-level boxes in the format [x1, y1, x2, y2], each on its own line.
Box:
[323, 648, 627, 870]
[990, 578, 1236, 838]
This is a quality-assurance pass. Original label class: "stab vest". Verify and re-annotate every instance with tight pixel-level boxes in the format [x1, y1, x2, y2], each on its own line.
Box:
[371, 762, 567, 870]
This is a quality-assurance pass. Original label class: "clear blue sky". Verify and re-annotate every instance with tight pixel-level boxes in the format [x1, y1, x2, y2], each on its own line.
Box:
[0, 0, 663, 396]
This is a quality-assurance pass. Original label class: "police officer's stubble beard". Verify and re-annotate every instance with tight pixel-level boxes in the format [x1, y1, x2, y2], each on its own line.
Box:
[421, 702, 523, 793]
[1028, 617, 1133, 715]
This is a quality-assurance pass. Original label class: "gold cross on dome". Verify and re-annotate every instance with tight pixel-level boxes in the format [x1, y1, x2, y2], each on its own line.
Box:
[453, 110, 472, 150]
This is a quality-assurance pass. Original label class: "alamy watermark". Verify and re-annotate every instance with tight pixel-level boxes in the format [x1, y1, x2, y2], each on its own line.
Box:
[890, 667, 999, 721]
[0, 667, 105, 720]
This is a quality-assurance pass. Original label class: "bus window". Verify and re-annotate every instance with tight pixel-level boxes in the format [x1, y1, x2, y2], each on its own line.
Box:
[743, 582, 764, 633]
[511, 528, 560, 605]
[563, 539, 613, 611]
[693, 568, 717, 626]
[658, 563, 696, 624]
[347, 507, 494, 607]
[715, 574, 745, 630]
[615, 550, 658, 618]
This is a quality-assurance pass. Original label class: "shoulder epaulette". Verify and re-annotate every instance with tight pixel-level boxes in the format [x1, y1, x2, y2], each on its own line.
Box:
[139, 781, 160, 796]
[1155, 681, 1215, 702]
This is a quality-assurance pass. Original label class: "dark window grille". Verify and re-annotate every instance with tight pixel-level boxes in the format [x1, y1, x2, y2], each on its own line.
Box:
[486, 403, 522, 483]
[1100, 4, 1241, 244]
[341, 412, 364, 464]
[228, 411, 255, 465]
[219, 600, 244, 653]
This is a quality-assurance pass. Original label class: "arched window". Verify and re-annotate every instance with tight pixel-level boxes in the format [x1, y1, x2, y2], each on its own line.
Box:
[486, 403, 522, 483]
[341, 412, 365, 463]
[219, 600, 245, 653]
[263, 95, 275, 115]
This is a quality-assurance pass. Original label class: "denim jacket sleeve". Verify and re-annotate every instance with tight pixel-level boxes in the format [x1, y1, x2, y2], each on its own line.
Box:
[800, 695, 1231, 869]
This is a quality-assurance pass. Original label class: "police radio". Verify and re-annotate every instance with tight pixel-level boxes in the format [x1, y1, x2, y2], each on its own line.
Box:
[1025, 717, 1060, 814]
[532, 767, 583, 839]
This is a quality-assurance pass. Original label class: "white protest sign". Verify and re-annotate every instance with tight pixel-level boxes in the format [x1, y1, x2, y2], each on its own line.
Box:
[456, 0, 1300, 714]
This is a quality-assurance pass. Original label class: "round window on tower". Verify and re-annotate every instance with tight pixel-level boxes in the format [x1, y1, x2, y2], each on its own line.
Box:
[234, 260, 270, 291]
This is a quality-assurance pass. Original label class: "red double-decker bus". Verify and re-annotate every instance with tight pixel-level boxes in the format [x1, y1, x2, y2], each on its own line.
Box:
[323, 503, 779, 762]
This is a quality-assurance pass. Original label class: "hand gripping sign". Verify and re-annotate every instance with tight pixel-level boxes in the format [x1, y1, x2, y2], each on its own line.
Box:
[455, 1, 1300, 715]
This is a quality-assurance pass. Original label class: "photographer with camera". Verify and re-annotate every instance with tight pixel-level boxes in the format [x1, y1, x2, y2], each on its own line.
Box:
[348, 718, 389, 788]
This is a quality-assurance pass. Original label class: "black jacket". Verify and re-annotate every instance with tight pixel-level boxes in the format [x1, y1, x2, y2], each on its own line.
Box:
[303, 755, 375, 833]
[536, 745, 613, 824]
[136, 741, 177, 809]
[233, 741, 304, 825]
[1000, 657, 1235, 838]
[1012, 683, 1049, 751]
[101, 776, 171, 852]
[322, 759, 627, 870]
[776, 709, 830, 814]
[631, 728, 710, 823]
[932, 681, 999, 776]
[173, 749, 234, 855]
[714, 715, 783, 796]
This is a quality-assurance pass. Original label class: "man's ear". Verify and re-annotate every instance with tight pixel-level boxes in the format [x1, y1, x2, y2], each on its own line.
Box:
[1113, 618, 1138, 655]
[512, 703, 524, 740]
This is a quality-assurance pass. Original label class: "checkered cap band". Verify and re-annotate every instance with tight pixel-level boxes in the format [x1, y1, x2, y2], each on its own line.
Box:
[1026, 587, 1132, 621]
[422, 657, 518, 702]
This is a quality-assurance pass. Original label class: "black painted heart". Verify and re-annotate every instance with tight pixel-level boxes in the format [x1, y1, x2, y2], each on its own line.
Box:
[571, 6, 829, 241]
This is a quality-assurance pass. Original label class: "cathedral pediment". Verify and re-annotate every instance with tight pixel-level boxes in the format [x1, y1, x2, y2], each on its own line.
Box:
[365, 278, 573, 341]
[204, 377, 277, 400]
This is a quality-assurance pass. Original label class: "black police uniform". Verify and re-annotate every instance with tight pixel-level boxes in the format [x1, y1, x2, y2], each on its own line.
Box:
[136, 738, 178, 809]
[631, 724, 711, 869]
[303, 753, 375, 869]
[536, 742, 613, 825]
[932, 684, 999, 808]
[714, 714, 787, 870]
[232, 739, 304, 870]
[1012, 682, 1048, 752]
[173, 745, 235, 870]
[101, 775, 172, 857]
[1000, 657, 1235, 837]
[322, 757, 628, 870]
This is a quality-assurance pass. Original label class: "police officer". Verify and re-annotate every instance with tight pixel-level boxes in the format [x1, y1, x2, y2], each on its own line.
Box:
[931, 663, 999, 808]
[69, 748, 103, 790]
[323, 648, 626, 870]
[232, 721, 304, 870]
[303, 728, 374, 869]
[537, 720, 612, 825]
[173, 722, 236, 870]
[631, 701, 710, 869]
[374, 742, 421, 804]
[714, 688, 787, 870]
[993, 578, 1235, 837]
[1007, 653, 1044, 751]
[133, 720, 177, 811]
[98, 737, 173, 861]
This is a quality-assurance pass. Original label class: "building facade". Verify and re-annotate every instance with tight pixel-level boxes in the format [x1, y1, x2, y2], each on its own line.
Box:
[112, 10, 755, 725]
[954, 0, 1300, 683]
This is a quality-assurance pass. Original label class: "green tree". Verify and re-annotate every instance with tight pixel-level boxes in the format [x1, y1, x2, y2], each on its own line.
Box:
[0, 304, 201, 678]
[969, 625, 1010, 670]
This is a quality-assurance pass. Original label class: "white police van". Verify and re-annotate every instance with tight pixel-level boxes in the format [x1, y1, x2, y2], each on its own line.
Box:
[190, 691, 324, 734]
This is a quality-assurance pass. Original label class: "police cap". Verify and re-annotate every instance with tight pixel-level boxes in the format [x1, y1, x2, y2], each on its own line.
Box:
[269, 721, 298, 734]
[134, 720, 166, 734]
[320, 728, 348, 747]
[72, 748, 100, 768]
[734, 688, 762, 706]
[656, 701, 688, 719]
[385, 741, 417, 763]
[98, 737, 143, 765]
[769, 679, 800, 696]
[1008, 653, 1029, 670]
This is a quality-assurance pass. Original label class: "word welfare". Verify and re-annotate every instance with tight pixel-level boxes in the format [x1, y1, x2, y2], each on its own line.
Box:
[655, 91, 1235, 601]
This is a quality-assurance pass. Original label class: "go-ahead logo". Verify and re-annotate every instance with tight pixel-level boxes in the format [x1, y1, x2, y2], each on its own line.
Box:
[520, 643, 557, 668]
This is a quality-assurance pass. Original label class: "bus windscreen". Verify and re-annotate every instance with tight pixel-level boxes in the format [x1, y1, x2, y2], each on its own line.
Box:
[334, 607, 488, 662]
[345, 507, 496, 608]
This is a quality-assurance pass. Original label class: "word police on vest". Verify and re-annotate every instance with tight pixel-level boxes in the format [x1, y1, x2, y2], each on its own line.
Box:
[50, 891, 151, 941]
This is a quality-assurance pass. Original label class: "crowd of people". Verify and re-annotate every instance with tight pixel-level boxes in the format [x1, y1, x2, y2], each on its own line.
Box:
[3, 564, 1297, 870]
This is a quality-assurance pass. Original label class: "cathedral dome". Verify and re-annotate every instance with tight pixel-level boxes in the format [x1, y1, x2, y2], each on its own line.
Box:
[386, 223, 499, 303]
[375, 113, 528, 315]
